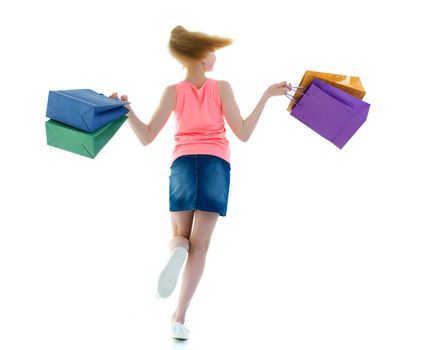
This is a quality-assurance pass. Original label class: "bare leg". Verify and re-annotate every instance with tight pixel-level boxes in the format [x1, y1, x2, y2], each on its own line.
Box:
[169, 210, 194, 253]
[171, 210, 219, 324]
[169, 235, 190, 253]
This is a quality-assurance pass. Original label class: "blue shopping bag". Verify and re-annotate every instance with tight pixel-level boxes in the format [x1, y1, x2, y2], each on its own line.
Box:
[46, 89, 130, 132]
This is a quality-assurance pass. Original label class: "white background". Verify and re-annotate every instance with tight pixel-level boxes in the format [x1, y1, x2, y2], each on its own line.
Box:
[1, 0, 437, 349]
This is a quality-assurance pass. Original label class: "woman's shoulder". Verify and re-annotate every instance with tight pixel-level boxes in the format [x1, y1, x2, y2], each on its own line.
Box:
[170, 79, 230, 93]
[217, 80, 232, 89]
[164, 84, 178, 97]
[217, 80, 232, 100]
[158, 85, 177, 109]
[162, 84, 177, 94]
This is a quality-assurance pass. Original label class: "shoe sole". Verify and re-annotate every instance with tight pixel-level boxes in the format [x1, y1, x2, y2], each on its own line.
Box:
[157, 247, 188, 299]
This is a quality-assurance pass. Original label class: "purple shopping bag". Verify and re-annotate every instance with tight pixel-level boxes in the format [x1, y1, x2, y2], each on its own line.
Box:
[290, 78, 370, 149]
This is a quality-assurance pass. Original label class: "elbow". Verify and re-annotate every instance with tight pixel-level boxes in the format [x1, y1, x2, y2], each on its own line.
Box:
[142, 125, 153, 146]
[141, 136, 151, 146]
[142, 137, 152, 146]
[240, 121, 248, 142]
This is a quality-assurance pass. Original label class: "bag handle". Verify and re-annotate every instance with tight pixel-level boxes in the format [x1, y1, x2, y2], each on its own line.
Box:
[285, 83, 308, 102]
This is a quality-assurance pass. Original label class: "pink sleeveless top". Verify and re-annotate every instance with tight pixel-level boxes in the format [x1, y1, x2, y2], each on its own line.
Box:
[171, 78, 230, 165]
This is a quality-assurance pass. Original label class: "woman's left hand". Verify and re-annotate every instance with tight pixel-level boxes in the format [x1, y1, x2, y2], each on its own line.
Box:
[110, 92, 132, 111]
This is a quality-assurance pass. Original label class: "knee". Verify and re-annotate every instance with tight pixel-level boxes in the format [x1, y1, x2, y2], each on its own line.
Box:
[173, 234, 190, 242]
[171, 235, 190, 251]
[172, 228, 191, 244]
[188, 238, 210, 254]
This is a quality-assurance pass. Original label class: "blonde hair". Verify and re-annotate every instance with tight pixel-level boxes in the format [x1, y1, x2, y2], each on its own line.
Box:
[168, 25, 233, 67]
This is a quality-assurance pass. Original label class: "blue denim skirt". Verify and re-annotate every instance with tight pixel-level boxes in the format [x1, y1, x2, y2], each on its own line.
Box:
[169, 154, 231, 217]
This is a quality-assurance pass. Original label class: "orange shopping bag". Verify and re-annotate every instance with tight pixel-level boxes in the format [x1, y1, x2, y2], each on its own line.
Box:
[287, 71, 367, 112]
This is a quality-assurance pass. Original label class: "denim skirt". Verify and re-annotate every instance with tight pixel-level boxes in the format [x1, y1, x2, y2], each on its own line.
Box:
[169, 154, 231, 217]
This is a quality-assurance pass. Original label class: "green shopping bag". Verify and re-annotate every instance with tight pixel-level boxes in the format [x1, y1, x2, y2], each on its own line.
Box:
[45, 115, 128, 158]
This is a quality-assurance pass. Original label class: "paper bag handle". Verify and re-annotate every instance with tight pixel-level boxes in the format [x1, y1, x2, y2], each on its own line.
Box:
[285, 83, 308, 102]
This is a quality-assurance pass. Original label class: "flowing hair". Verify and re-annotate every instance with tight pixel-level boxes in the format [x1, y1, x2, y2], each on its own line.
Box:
[168, 25, 233, 67]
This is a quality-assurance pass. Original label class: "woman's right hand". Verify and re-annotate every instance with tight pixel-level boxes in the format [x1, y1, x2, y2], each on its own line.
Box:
[265, 81, 292, 99]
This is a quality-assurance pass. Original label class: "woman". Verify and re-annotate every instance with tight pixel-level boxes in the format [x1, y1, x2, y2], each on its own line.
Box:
[110, 25, 291, 340]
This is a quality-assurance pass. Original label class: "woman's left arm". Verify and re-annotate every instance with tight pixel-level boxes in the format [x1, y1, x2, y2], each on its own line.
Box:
[112, 85, 175, 146]
[126, 108, 150, 146]
[140, 85, 176, 146]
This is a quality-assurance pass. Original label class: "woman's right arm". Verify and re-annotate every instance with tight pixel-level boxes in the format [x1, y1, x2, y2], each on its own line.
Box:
[219, 80, 291, 142]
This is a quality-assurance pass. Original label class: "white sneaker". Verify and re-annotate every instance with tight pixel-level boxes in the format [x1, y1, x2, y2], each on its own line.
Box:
[171, 322, 190, 340]
[156, 247, 188, 299]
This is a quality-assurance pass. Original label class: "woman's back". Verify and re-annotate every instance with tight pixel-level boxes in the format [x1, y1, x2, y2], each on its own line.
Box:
[171, 78, 230, 165]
